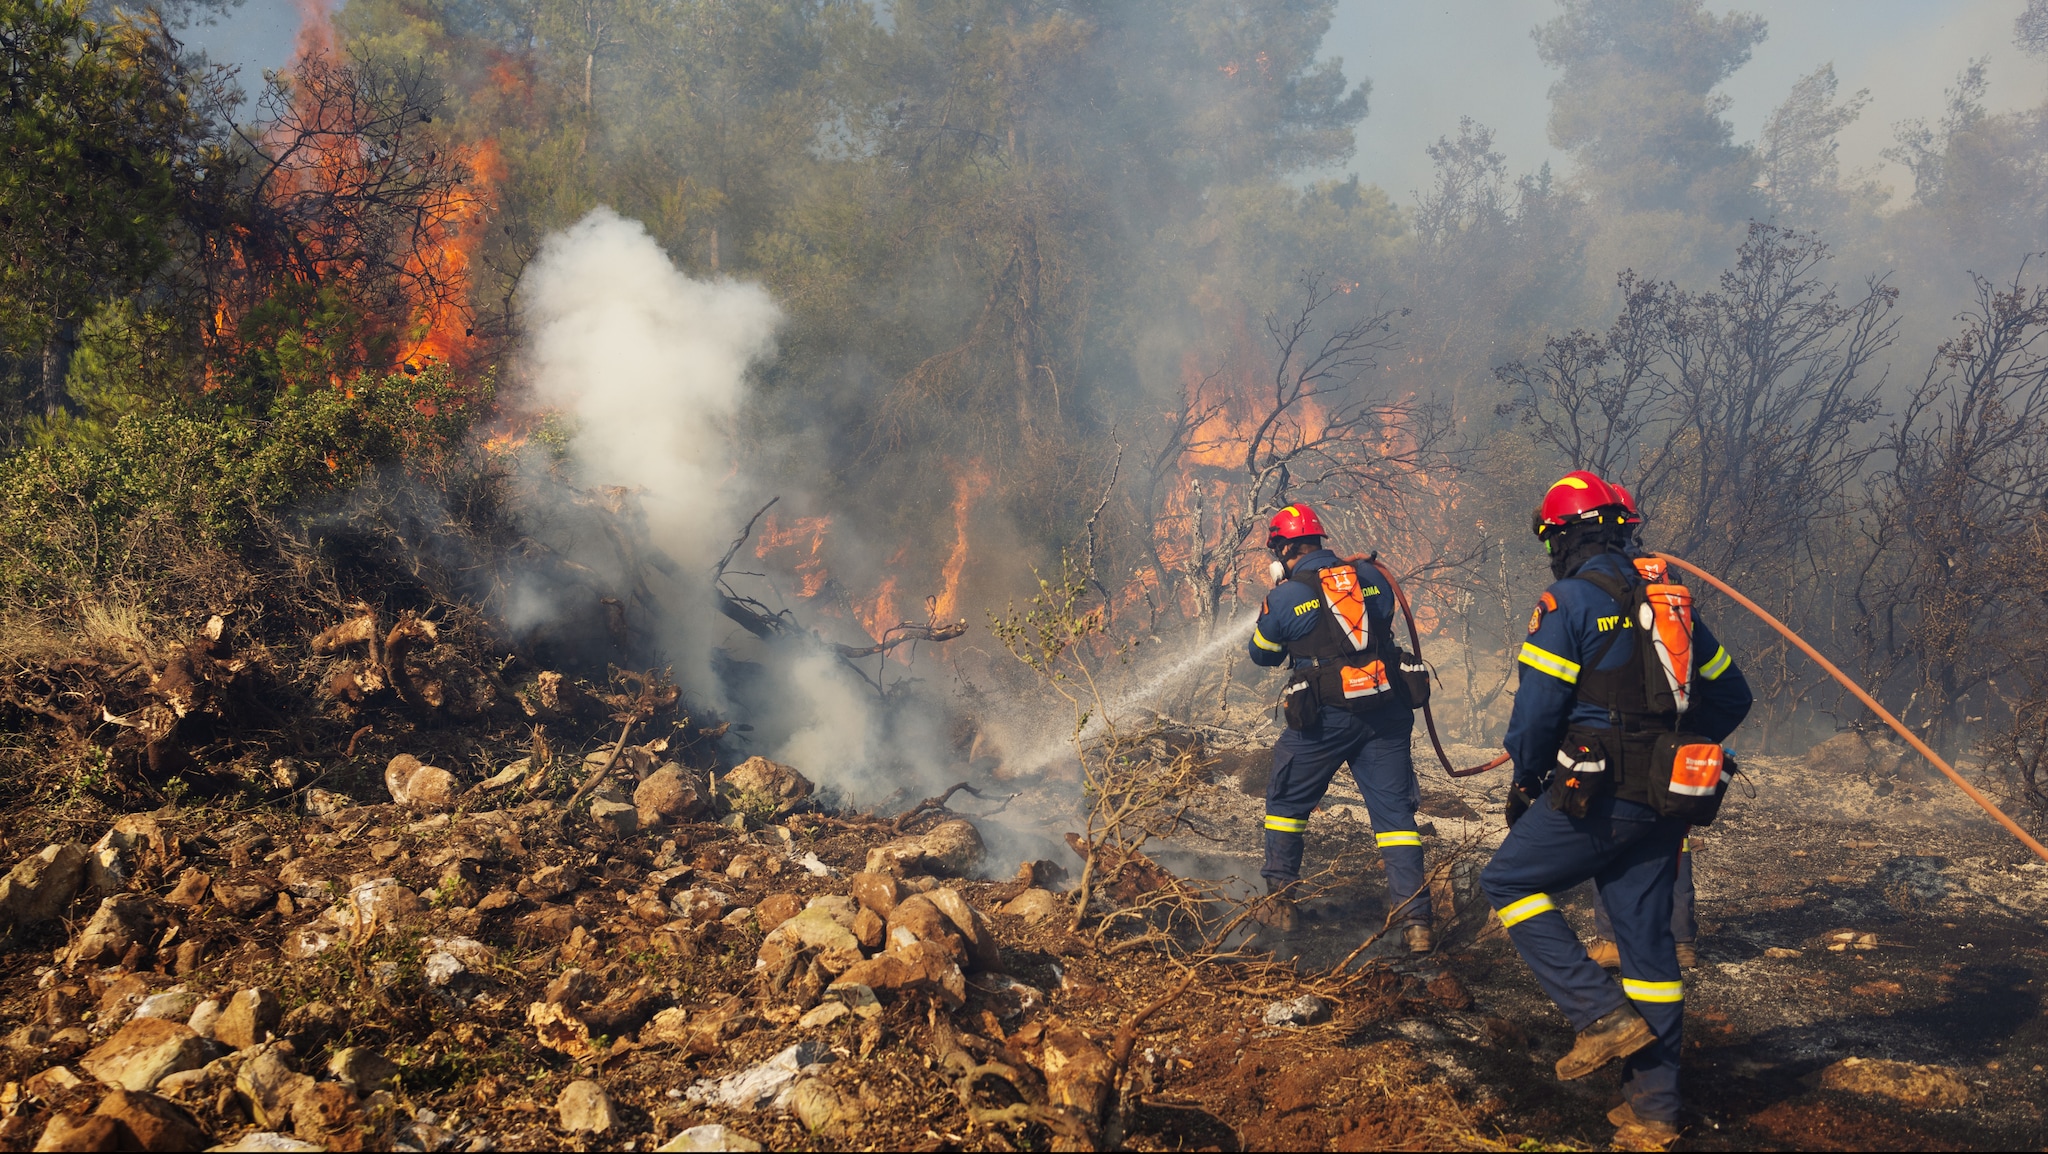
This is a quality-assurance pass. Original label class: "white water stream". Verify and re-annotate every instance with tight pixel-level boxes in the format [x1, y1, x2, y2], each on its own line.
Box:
[1002, 612, 1259, 773]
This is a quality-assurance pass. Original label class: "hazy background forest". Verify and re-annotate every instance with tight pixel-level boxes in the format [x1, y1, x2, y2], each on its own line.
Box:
[9, 0, 2048, 823]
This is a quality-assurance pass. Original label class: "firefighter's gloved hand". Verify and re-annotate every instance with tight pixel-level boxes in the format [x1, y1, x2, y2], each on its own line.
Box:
[1504, 781, 1542, 828]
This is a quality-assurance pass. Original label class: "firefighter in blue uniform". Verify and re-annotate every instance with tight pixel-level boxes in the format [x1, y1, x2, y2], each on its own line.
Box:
[1479, 471, 1752, 1151]
[1246, 504, 1433, 954]
[1591, 483, 1699, 971]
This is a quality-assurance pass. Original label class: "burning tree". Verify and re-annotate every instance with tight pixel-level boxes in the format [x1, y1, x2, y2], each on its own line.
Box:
[1135, 273, 1450, 634]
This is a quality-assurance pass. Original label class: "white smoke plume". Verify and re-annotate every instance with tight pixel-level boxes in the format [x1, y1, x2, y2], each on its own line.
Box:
[516, 207, 954, 803]
[519, 207, 780, 705]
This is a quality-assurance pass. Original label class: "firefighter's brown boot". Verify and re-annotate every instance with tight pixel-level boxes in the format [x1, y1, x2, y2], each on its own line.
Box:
[1251, 894, 1299, 932]
[1556, 1004, 1656, 1081]
[1588, 937, 1621, 970]
[1607, 1101, 1680, 1150]
[1402, 924, 1434, 955]
[1674, 940, 1698, 968]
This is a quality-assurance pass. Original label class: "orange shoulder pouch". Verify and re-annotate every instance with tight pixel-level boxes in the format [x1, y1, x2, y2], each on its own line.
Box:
[1638, 582, 1695, 715]
[1647, 732, 1733, 825]
[1317, 565, 1371, 652]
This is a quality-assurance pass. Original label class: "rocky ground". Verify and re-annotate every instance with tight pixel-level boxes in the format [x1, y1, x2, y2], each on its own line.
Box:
[0, 721, 2042, 1151]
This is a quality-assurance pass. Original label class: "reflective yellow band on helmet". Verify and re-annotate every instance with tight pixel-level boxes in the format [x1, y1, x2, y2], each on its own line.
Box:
[1264, 815, 1307, 833]
[1375, 831, 1422, 848]
[1622, 977, 1684, 1003]
[1495, 893, 1556, 928]
[1700, 645, 1732, 680]
[1518, 642, 1581, 684]
[1252, 628, 1283, 653]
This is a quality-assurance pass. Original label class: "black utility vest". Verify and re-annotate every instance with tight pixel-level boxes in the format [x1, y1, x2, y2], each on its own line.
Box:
[1561, 567, 1682, 804]
[1285, 564, 1403, 712]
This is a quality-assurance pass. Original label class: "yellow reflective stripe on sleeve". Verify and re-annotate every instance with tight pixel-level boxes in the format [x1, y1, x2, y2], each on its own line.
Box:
[1495, 893, 1556, 928]
[1622, 977, 1684, 1003]
[1264, 815, 1307, 833]
[1252, 628, 1283, 653]
[1700, 645, 1732, 680]
[1518, 642, 1581, 684]
[1375, 831, 1422, 848]
[1680, 837, 1691, 853]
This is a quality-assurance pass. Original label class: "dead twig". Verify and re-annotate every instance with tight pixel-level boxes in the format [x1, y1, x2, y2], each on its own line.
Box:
[556, 718, 635, 826]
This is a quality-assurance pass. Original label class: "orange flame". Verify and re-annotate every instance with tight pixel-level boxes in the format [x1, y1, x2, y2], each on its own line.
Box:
[755, 514, 833, 599]
[930, 462, 990, 622]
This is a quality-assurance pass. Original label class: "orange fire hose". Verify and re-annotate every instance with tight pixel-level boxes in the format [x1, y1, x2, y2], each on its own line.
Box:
[1646, 552, 2048, 864]
[1359, 557, 1488, 778]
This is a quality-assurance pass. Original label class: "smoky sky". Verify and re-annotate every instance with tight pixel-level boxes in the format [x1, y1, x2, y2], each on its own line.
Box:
[190, 1, 2048, 201]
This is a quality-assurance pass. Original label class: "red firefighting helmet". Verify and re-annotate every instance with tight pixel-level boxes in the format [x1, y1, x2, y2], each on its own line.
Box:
[1612, 482, 1644, 524]
[1533, 470, 1632, 537]
[1266, 504, 1327, 549]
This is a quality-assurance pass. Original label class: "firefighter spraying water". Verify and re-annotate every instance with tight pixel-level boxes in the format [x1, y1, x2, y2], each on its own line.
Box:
[1244, 504, 1437, 951]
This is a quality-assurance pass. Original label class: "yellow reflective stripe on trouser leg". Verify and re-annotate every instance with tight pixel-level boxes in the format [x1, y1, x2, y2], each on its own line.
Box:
[1375, 831, 1422, 848]
[1495, 892, 1555, 928]
[1622, 977, 1684, 1003]
[1700, 645, 1732, 679]
[1252, 628, 1283, 653]
[1517, 642, 1581, 684]
[1265, 815, 1307, 833]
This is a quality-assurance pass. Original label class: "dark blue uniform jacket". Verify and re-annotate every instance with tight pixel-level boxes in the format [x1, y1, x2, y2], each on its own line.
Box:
[1247, 549, 1399, 671]
[1504, 551, 1753, 793]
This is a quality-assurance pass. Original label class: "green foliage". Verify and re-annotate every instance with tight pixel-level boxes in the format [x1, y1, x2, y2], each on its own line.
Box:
[0, 365, 485, 600]
[1535, 0, 1765, 220]
[0, 0, 210, 343]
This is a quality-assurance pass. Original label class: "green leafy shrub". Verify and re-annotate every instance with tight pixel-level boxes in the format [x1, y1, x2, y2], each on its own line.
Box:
[0, 365, 486, 601]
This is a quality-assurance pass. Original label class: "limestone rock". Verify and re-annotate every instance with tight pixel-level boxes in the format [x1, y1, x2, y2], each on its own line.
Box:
[720, 757, 814, 816]
[133, 989, 199, 1023]
[556, 1080, 616, 1134]
[590, 799, 638, 838]
[851, 906, 884, 949]
[0, 844, 88, 929]
[863, 819, 984, 878]
[635, 764, 706, 828]
[83, 847, 125, 895]
[235, 1043, 313, 1131]
[849, 872, 899, 917]
[1001, 887, 1063, 924]
[384, 754, 422, 800]
[70, 894, 162, 966]
[326, 1047, 399, 1093]
[657, 1124, 763, 1152]
[924, 888, 1001, 971]
[517, 864, 581, 903]
[93, 1088, 208, 1152]
[788, 1077, 857, 1135]
[290, 1082, 366, 1148]
[1804, 732, 1909, 779]
[214, 989, 281, 1050]
[403, 767, 460, 812]
[884, 894, 965, 966]
[753, 892, 800, 932]
[32, 1114, 122, 1152]
[79, 1019, 208, 1093]
[164, 869, 209, 908]
[1819, 1057, 1972, 1109]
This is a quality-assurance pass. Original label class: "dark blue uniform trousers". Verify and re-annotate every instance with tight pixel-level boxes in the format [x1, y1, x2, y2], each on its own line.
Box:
[1263, 704, 1432, 927]
[1479, 795, 1687, 1123]
[1595, 833, 1695, 943]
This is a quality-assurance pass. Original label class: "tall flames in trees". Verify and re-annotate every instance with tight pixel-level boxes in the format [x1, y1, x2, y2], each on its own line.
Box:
[201, 0, 495, 395]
